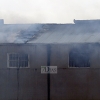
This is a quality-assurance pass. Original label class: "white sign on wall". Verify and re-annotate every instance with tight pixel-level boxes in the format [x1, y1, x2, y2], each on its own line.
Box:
[41, 66, 57, 74]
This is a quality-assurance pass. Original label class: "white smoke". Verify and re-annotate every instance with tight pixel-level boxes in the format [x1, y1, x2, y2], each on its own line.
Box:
[0, 0, 100, 23]
[0, 24, 49, 43]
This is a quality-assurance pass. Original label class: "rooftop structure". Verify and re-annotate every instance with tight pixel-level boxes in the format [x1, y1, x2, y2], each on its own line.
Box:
[0, 19, 100, 43]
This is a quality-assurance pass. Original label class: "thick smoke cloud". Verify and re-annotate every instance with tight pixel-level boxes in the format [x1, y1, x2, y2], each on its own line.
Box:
[0, 0, 100, 43]
[0, 24, 47, 43]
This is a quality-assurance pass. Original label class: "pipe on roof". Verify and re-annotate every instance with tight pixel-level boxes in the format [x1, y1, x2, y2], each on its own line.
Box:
[0, 19, 4, 25]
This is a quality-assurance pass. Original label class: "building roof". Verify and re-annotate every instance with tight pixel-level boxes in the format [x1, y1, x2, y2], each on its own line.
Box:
[0, 23, 45, 43]
[28, 22, 100, 44]
[1, 19, 100, 44]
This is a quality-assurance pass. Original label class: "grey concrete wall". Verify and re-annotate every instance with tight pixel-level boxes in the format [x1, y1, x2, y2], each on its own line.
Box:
[50, 43, 100, 100]
[0, 44, 47, 100]
[50, 68, 100, 100]
[50, 44, 69, 68]
[0, 43, 100, 100]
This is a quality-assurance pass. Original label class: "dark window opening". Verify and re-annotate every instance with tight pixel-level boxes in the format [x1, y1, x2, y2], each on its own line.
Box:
[69, 47, 90, 67]
[8, 53, 29, 68]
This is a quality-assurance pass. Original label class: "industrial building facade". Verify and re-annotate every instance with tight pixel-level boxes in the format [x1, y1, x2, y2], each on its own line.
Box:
[0, 43, 100, 100]
[0, 19, 100, 100]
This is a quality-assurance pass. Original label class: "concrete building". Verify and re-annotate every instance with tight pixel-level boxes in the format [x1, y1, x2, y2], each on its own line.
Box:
[0, 19, 100, 100]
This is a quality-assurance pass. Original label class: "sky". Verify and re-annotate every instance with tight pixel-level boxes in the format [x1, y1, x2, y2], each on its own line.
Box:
[0, 0, 100, 24]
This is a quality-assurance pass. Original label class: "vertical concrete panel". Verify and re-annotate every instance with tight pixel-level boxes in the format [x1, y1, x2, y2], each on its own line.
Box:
[35, 69, 47, 100]
[87, 69, 100, 99]
[50, 45, 60, 67]
[0, 46, 8, 68]
[28, 69, 37, 100]
[18, 69, 47, 100]
[19, 69, 37, 100]
[90, 46, 100, 68]
[29, 45, 37, 69]
[0, 70, 8, 100]
[6, 69, 17, 100]
[35, 45, 47, 68]
[66, 69, 89, 100]
[50, 69, 68, 100]
[50, 44, 69, 68]
[50, 69, 90, 100]
[58, 45, 69, 68]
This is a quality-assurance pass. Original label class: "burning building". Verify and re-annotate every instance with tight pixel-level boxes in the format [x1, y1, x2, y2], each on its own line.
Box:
[0, 19, 100, 100]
